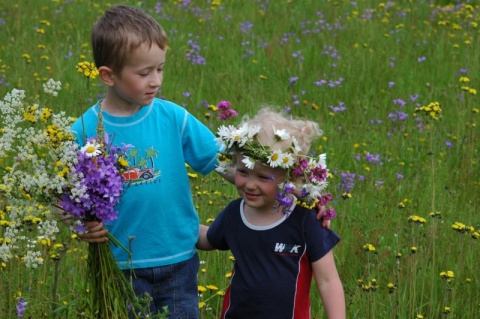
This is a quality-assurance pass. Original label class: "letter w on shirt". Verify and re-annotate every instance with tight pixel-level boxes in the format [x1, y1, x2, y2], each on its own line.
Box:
[274, 243, 302, 254]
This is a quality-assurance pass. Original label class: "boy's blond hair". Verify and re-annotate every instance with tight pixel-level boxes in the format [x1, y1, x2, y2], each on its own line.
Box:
[91, 5, 168, 74]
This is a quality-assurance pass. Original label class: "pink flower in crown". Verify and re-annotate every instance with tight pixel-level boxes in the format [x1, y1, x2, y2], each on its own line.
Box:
[217, 100, 231, 110]
[219, 109, 238, 121]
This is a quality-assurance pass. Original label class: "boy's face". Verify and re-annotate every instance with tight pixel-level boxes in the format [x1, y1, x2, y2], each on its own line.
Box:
[234, 154, 286, 214]
[109, 43, 166, 111]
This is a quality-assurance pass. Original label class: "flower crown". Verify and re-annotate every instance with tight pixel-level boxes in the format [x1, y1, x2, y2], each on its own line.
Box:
[215, 123, 331, 214]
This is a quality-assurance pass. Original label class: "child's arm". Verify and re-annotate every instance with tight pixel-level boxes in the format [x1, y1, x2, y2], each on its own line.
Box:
[312, 250, 346, 319]
[196, 224, 215, 251]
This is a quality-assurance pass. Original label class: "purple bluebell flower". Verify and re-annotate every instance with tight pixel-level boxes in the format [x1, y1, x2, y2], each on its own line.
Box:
[340, 172, 356, 193]
[17, 297, 27, 318]
[60, 138, 129, 224]
[240, 21, 253, 33]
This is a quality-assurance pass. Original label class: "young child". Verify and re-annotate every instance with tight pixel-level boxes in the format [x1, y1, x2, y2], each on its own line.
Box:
[197, 108, 345, 319]
[71, 5, 228, 317]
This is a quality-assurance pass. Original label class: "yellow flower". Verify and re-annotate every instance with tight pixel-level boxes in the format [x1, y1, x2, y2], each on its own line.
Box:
[117, 157, 129, 168]
[206, 285, 218, 291]
[76, 61, 99, 79]
[363, 243, 376, 252]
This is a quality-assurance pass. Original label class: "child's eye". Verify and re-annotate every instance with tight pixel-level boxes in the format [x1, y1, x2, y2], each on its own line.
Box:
[236, 169, 247, 175]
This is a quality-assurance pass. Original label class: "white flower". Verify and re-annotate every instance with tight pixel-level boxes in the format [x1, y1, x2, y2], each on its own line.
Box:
[242, 155, 256, 169]
[267, 150, 284, 167]
[80, 141, 102, 157]
[217, 125, 235, 140]
[291, 136, 302, 153]
[246, 124, 260, 138]
[215, 161, 229, 174]
[317, 153, 327, 168]
[273, 126, 290, 140]
[280, 153, 295, 168]
[43, 78, 62, 96]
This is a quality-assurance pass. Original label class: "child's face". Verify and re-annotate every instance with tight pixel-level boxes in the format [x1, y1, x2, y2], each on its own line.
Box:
[234, 155, 286, 214]
[110, 43, 166, 109]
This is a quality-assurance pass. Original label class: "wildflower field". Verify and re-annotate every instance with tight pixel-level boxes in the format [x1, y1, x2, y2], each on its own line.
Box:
[1, 0, 479, 318]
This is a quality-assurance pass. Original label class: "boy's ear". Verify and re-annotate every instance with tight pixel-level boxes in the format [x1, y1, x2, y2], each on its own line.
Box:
[98, 66, 115, 86]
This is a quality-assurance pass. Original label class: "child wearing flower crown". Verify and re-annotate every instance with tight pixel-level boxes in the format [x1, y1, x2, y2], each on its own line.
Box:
[197, 107, 345, 319]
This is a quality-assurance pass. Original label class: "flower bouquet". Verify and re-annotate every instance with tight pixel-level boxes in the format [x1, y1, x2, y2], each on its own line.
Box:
[0, 80, 142, 317]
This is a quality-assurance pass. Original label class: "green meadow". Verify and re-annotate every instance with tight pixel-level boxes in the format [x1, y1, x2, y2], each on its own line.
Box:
[1, 0, 479, 318]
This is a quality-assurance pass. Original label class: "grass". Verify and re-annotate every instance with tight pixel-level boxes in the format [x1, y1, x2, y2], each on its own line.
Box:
[1, 0, 479, 318]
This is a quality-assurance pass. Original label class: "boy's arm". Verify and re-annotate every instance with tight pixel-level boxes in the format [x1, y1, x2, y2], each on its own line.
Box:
[312, 250, 346, 319]
[196, 224, 215, 251]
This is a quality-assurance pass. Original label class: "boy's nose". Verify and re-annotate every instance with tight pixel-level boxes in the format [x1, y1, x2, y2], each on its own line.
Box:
[150, 73, 162, 87]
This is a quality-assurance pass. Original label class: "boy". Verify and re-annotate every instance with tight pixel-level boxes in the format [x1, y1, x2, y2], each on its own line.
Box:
[73, 5, 223, 317]
[197, 108, 345, 319]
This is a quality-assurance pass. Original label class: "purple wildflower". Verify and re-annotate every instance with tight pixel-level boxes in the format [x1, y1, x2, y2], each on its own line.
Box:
[445, 140, 452, 148]
[240, 21, 253, 33]
[217, 100, 230, 110]
[289, 76, 299, 84]
[396, 173, 404, 179]
[318, 193, 333, 206]
[321, 206, 337, 220]
[16, 297, 27, 318]
[219, 109, 238, 121]
[60, 138, 128, 224]
[340, 172, 356, 193]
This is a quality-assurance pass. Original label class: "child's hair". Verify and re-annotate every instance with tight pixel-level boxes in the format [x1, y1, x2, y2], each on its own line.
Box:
[242, 106, 323, 156]
[215, 106, 329, 210]
[91, 5, 168, 73]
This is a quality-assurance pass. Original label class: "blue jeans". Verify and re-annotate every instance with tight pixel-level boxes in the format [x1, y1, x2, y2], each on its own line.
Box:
[123, 253, 200, 319]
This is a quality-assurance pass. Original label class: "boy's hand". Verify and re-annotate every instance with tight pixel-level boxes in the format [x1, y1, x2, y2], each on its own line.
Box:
[78, 220, 109, 243]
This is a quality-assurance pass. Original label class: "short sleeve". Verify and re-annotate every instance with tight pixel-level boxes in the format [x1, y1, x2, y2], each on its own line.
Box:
[304, 212, 340, 262]
[206, 207, 230, 251]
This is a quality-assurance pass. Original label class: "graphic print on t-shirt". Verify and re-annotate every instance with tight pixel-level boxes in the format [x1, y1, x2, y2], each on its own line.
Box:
[120, 145, 161, 185]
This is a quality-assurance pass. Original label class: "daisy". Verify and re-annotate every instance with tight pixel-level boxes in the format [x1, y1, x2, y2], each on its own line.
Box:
[267, 150, 284, 167]
[242, 155, 256, 169]
[273, 126, 290, 140]
[280, 153, 295, 168]
[80, 141, 102, 157]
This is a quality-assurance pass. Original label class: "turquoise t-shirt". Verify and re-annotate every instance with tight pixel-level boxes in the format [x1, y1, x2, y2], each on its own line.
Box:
[71, 98, 219, 269]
